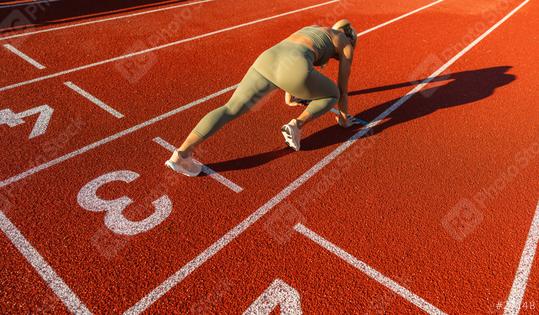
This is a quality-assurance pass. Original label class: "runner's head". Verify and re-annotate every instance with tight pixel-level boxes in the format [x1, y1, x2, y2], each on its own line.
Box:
[332, 19, 357, 47]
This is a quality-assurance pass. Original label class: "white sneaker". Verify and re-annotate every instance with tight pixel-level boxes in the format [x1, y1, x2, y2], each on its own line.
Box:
[281, 119, 301, 151]
[165, 151, 202, 177]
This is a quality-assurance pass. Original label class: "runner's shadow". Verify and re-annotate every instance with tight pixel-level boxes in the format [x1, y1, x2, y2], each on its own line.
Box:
[206, 66, 515, 173]
[302, 66, 515, 150]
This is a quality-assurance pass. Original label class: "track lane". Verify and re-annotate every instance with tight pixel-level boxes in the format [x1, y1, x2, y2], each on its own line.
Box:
[132, 0, 537, 313]
[2, 0, 536, 314]
[1, 0, 463, 312]
[251, 0, 536, 313]
[145, 226, 425, 314]
[0, 0, 342, 86]
[0, 0, 213, 37]
[0, 0, 444, 189]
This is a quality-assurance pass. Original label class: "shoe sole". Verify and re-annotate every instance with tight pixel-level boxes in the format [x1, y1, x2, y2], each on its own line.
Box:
[165, 160, 200, 177]
[281, 124, 300, 151]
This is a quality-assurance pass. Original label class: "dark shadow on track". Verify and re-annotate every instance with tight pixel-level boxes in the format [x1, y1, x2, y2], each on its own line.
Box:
[0, 0, 190, 33]
[206, 66, 515, 173]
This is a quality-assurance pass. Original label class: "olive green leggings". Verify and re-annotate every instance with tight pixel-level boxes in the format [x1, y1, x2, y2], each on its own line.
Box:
[193, 41, 340, 140]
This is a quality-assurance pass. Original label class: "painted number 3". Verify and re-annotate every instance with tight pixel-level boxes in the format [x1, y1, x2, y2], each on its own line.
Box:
[77, 170, 172, 236]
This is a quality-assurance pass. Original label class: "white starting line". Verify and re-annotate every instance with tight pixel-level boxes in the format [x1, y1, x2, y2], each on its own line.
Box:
[64, 81, 124, 119]
[3, 43, 46, 69]
[153, 137, 243, 193]
[294, 223, 446, 314]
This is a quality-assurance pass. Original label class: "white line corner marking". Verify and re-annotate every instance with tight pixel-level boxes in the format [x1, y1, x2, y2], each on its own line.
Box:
[504, 200, 539, 315]
[0, 211, 91, 314]
[294, 224, 445, 315]
[153, 137, 243, 193]
[124, 1, 530, 313]
[3, 44, 46, 70]
[64, 81, 124, 118]
[0, 84, 238, 188]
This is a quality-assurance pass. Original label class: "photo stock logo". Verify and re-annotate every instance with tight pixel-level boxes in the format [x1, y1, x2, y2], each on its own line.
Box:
[114, 41, 158, 84]
[91, 225, 129, 260]
[408, 53, 445, 98]
[442, 137, 539, 241]
[442, 198, 484, 241]
[1, 0, 53, 45]
[264, 201, 305, 245]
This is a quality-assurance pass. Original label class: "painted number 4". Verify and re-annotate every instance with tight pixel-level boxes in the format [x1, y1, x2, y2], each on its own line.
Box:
[0, 105, 53, 139]
[77, 170, 172, 236]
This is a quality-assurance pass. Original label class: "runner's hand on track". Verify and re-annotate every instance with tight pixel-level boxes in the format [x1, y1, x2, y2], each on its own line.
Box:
[336, 114, 362, 128]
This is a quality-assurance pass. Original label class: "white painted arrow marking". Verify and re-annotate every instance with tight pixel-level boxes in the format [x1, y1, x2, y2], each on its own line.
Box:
[243, 279, 302, 315]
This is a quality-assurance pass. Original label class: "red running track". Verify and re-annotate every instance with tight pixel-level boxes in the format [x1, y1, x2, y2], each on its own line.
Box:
[1, 0, 538, 313]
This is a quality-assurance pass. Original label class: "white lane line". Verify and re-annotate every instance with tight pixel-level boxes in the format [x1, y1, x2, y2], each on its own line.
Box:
[0, 211, 91, 314]
[64, 81, 124, 119]
[357, 0, 444, 37]
[294, 223, 445, 314]
[504, 200, 539, 315]
[153, 137, 243, 193]
[0, 0, 215, 40]
[0, 0, 338, 93]
[0, 0, 445, 189]
[124, 2, 529, 313]
[0, 0, 446, 93]
[3, 43, 46, 69]
[0, 84, 239, 188]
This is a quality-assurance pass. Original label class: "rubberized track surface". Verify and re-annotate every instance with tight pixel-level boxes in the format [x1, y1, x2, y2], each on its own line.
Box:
[1, 0, 538, 313]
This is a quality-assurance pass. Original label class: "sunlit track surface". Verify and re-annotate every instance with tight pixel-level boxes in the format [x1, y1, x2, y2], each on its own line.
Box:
[1, 0, 538, 313]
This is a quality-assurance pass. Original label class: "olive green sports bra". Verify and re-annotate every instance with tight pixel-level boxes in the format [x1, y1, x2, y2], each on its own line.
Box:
[295, 25, 335, 66]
